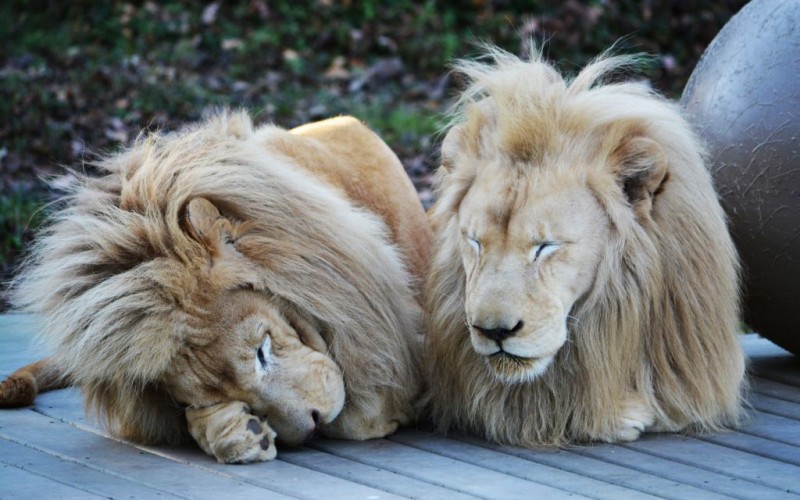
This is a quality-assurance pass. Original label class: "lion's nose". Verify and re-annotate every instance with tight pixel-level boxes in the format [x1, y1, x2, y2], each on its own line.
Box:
[473, 320, 524, 342]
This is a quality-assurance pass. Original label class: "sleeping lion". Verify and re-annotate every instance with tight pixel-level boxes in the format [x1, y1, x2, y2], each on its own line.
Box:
[423, 46, 747, 445]
[0, 112, 432, 463]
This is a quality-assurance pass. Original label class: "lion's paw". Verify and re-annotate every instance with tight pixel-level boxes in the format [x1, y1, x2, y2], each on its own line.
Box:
[186, 402, 277, 464]
[613, 398, 655, 442]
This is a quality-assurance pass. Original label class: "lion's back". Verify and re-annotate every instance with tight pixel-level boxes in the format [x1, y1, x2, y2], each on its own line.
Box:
[265, 117, 432, 289]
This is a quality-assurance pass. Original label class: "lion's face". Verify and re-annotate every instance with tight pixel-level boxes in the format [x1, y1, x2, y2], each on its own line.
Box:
[162, 197, 346, 446]
[457, 165, 610, 383]
[168, 289, 346, 446]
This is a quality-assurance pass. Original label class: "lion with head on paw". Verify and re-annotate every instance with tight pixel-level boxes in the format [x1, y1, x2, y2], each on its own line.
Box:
[1, 111, 432, 463]
[423, 46, 747, 446]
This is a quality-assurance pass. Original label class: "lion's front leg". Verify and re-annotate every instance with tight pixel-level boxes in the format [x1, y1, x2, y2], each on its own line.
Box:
[594, 394, 656, 443]
[185, 402, 277, 464]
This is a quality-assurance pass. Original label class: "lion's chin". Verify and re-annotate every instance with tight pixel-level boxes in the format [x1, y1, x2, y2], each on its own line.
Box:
[486, 352, 554, 384]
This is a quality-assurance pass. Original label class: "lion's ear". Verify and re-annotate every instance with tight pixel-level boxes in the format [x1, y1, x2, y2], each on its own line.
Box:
[613, 135, 669, 217]
[185, 197, 232, 249]
[288, 314, 329, 353]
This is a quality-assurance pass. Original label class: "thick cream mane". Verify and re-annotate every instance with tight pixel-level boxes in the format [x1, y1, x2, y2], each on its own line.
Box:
[11, 112, 421, 443]
[424, 48, 746, 445]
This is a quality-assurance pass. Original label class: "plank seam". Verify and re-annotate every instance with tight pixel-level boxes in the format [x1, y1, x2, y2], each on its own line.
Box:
[0, 453, 108, 499]
[566, 447, 751, 500]
[385, 436, 596, 499]
[27, 407, 307, 500]
[0, 429, 194, 499]
[449, 436, 670, 500]
[696, 435, 800, 468]
[618, 440, 799, 495]
[751, 371, 800, 389]
[308, 440, 494, 499]
[295, 444, 474, 500]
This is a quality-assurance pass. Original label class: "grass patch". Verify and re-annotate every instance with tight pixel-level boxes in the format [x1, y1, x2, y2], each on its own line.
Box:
[0, 0, 747, 300]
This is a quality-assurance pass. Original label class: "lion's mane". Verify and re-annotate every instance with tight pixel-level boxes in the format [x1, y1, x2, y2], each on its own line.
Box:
[10, 112, 422, 444]
[423, 48, 746, 445]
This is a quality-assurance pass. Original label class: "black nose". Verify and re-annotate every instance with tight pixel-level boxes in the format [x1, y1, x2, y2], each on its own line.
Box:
[473, 320, 524, 342]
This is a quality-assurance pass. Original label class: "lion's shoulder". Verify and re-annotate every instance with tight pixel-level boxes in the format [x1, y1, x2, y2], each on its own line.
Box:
[261, 116, 433, 287]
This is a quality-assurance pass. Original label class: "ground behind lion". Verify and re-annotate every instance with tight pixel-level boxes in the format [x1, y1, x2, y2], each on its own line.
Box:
[0, 1, 747, 308]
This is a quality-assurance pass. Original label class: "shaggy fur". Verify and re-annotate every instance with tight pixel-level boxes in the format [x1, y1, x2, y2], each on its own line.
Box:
[423, 46, 747, 446]
[7, 112, 431, 456]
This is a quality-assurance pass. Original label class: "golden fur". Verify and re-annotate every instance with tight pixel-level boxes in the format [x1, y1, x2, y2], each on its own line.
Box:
[423, 46, 747, 445]
[5, 112, 432, 462]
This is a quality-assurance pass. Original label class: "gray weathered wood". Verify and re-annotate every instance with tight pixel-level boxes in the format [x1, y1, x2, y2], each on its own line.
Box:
[742, 410, 800, 447]
[573, 443, 782, 500]
[0, 437, 184, 498]
[750, 392, 800, 419]
[624, 433, 800, 496]
[312, 438, 584, 499]
[390, 429, 658, 499]
[139, 443, 403, 500]
[464, 437, 733, 500]
[0, 408, 295, 499]
[281, 445, 478, 500]
[0, 462, 106, 499]
[701, 431, 800, 467]
[742, 334, 800, 387]
[1, 316, 799, 499]
[754, 377, 800, 404]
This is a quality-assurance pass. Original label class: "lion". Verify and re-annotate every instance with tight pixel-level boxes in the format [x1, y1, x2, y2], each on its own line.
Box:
[423, 46, 747, 446]
[0, 111, 432, 463]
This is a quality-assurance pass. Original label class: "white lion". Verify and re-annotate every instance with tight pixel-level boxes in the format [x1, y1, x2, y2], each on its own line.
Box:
[2, 112, 432, 463]
[423, 46, 747, 445]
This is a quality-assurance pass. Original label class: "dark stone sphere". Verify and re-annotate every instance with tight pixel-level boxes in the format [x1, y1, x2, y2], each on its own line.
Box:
[681, 0, 800, 355]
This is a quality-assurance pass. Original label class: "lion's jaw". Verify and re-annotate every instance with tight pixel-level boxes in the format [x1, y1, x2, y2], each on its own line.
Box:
[457, 166, 609, 384]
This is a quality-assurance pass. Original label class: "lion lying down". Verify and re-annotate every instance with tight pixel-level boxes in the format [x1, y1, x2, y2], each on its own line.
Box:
[0, 112, 432, 463]
[423, 46, 747, 445]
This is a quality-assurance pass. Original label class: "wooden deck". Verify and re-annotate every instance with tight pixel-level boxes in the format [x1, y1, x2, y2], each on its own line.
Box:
[1, 313, 799, 499]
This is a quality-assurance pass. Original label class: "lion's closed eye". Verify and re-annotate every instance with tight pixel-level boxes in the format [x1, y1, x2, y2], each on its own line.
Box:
[255, 324, 273, 373]
[530, 242, 560, 262]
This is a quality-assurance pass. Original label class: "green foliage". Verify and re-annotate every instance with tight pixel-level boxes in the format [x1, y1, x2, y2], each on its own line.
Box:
[0, 0, 746, 296]
[0, 191, 44, 280]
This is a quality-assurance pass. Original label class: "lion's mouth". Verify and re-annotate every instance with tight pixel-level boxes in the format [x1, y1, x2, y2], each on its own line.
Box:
[486, 350, 553, 383]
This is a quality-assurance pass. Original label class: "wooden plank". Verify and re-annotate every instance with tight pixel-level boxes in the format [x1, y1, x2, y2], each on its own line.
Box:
[741, 334, 791, 359]
[0, 314, 42, 340]
[30, 390, 406, 500]
[32, 388, 94, 427]
[750, 393, 800, 419]
[624, 433, 800, 496]
[573, 443, 783, 500]
[32, 387, 467, 499]
[754, 377, 800, 404]
[702, 432, 800, 467]
[282, 445, 478, 500]
[390, 429, 655, 499]
[0, 462, 106, 499]
[0, 314, 44, 379]
[0, 408, 295, 499]
[743, 410, 800, 447]
[743, 334, 800, 387]
[312, 437, 584, 499]
[146, 444, 406, 500]
[461, 436, 732, 500]
[0, 437, 184, 498]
